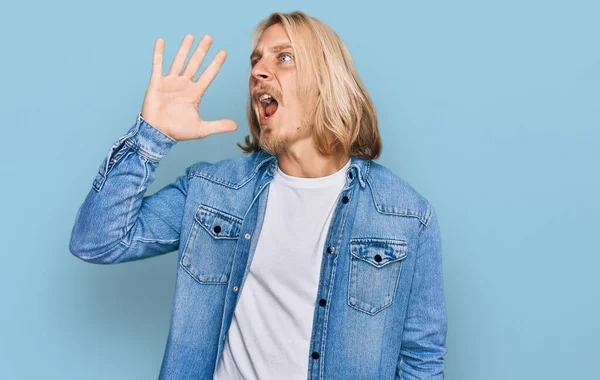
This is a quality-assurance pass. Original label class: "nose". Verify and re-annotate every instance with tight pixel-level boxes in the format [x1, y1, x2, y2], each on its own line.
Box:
[251, 59, 271, 82]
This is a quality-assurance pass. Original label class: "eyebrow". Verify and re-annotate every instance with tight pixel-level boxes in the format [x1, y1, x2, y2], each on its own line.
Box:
[250, 43, 294, 61]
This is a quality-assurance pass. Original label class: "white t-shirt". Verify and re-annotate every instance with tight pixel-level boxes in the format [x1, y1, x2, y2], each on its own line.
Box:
[214, 158, 351, 380]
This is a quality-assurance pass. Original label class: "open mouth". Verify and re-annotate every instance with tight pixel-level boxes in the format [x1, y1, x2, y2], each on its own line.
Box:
[257, 93, 279, 122]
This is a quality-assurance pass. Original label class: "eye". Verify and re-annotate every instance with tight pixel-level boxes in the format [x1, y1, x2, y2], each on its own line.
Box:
[279, 53, 293, 63]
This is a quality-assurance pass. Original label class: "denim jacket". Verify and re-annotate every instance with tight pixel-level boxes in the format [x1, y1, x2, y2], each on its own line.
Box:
[69, 113, 447, 379]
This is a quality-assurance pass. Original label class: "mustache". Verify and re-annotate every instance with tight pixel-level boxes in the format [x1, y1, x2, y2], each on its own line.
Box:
[251, 84, 282, 104]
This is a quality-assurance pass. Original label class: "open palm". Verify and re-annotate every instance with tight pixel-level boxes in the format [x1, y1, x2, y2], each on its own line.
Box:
[141, 34, 237, 141]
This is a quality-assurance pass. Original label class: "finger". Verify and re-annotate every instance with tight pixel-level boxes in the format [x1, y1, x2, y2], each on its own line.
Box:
[167, 34, 194, 76]
[195, 50, 227, 94]
[199, 119, 238, 138]
[151, 37, 164, 78]
[182, 34, 213, 80]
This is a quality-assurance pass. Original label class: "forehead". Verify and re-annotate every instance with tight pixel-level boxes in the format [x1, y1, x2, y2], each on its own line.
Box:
[250, 24, 298, 60]
[256, 23, 290, 47]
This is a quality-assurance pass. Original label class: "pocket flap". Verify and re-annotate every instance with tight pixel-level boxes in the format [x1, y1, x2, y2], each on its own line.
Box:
[350, 238, 407, 267]
[194, 204, 242, 239]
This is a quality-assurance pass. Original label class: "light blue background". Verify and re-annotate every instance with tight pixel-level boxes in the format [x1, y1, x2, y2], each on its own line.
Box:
[1, 0, 598, 379]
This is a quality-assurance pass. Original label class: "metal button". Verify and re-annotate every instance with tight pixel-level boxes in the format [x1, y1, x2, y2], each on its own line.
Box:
[213, 225, 221, 234]
[327, 246, 335, 254]
[233, 286, 239, 292]
[312, 352, 320, 359]
[244, 233, 251, 240]
[374, 254, 382, 262]
[319, 299, 326, 306]
[341, 195, 349, 204]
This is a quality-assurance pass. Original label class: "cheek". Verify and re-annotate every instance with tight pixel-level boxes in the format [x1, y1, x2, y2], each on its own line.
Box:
[283, 92, 302, 113]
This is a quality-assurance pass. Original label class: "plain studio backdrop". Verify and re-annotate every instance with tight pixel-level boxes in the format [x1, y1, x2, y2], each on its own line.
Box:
[1, 1, 598, 379]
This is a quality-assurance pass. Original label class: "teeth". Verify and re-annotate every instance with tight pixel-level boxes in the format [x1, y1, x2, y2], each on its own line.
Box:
[259, 93, 274, 104]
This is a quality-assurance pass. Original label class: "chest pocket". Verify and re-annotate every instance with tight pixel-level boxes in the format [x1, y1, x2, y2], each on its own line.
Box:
[348, 238, 408, 315]
[180, 204, 242, 284]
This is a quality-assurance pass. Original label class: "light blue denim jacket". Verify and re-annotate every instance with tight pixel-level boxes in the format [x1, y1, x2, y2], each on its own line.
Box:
[69, 113, 447, 379]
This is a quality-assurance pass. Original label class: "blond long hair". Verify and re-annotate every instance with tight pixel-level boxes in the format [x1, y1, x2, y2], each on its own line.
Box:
[237, 11, 382, 160]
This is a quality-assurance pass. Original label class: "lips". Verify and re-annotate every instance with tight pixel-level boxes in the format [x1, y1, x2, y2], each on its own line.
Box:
[258, 101, 276, 125]
[254, 91, 279, 124]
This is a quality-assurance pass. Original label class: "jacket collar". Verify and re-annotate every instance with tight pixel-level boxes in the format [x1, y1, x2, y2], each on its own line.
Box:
[253, 150, 369, 189]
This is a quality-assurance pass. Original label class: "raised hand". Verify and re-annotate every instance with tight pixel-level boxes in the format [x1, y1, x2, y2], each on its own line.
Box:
[140, 34, 238, 141]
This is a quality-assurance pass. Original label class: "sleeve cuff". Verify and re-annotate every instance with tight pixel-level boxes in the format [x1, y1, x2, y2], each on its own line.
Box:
[123, 113, 178, 161]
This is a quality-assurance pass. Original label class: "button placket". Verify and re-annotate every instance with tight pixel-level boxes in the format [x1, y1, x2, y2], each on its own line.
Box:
[307, 164, 360, 377]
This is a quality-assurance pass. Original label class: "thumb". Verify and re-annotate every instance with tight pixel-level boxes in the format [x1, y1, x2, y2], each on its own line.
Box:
[200, 119, 238, 137]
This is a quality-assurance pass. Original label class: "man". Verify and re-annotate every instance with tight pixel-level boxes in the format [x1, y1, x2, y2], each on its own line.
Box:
[69, 10, 447, 380]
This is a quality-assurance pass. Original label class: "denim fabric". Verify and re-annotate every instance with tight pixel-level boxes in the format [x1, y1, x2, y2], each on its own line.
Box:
[69, 113, 447, 379]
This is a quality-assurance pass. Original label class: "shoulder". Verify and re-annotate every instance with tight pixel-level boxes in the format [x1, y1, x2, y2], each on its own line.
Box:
[185, 150, 274, 189]
[365, 160, 435, 227]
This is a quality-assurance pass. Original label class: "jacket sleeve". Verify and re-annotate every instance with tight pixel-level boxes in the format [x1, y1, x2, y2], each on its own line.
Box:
[396, 204, 448, 379]
[69, 113, 190, 264]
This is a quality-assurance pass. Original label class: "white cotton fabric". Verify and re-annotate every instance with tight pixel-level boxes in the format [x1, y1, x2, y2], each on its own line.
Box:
[214, 158, 351, 380]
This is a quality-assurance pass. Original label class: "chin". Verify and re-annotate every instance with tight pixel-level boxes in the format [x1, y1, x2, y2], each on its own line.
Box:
[259, 130, 288, 155]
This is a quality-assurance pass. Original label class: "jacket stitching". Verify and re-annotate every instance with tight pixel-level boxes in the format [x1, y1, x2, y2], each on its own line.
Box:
[365, 176, 428, 226]
[193, 172, 255, 189]
[123, 139, 162, 162]
[188, 153, 275, 188]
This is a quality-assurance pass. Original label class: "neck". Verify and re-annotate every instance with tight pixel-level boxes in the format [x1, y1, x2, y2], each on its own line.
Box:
[276, 141, 351, 178]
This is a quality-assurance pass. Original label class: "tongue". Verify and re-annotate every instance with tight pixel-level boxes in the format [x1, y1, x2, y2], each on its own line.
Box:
[265, 100, 278, 117]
